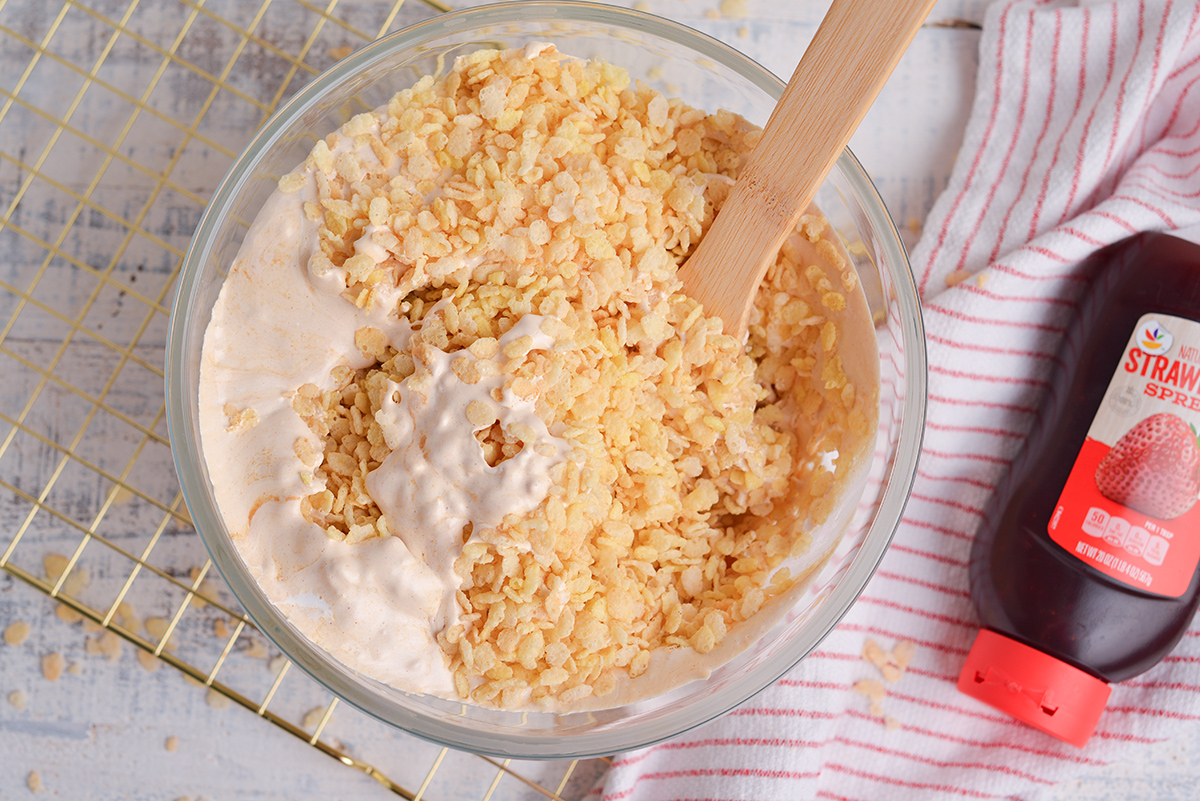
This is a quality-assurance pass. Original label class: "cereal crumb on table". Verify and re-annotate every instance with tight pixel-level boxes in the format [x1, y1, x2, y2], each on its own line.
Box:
[212, 618, 230, 639]
[40, 652, 64, 682]
[976, 272, 989, 287]
[3, 620, 30, 646]
[85, 630, 123, 661]
[7, 689, 27, 711]
[26, 771, 42, 794]
[205, 688, 231, 710]
[187, 566, 219, 609]
[165, 735, 179, 752]
[43, 553, 89, 596]
[137, 649, 160, 672]
[719, 0, 749, 18]
[145, 617, 176, 650]
[302, 706, 327, 730]
[66, 662, 82, 676]
[55, 605, 83, 624]
[244, 638, 269, 659]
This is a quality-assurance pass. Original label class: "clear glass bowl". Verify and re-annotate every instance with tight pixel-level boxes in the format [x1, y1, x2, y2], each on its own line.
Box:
[166, 1, 926, 760]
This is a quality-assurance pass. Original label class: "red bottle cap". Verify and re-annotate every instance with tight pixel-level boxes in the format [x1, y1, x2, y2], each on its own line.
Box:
[957, 629, 1111, 748]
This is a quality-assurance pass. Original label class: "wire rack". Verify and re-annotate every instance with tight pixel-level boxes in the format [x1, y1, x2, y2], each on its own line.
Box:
[0, 0, 606, 796]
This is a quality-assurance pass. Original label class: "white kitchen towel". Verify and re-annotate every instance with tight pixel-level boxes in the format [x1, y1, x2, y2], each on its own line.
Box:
[599, 1, 1200, 798]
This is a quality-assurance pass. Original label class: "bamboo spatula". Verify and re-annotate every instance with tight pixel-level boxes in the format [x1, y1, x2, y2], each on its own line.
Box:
[678, 0, 938, 339]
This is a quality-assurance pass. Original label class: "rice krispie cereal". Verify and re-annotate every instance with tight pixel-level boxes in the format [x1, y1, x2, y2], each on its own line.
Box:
[199, 45, 878, 709]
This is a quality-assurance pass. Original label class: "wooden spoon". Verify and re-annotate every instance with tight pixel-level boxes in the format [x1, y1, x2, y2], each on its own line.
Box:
[678, 0, 938, 339]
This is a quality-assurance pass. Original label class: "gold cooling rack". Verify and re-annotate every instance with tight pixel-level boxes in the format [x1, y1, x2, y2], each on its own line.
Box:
[0, 0, 603, 797]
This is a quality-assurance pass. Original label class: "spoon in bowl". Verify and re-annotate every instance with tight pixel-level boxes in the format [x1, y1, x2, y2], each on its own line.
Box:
[678, 0, 938, 339]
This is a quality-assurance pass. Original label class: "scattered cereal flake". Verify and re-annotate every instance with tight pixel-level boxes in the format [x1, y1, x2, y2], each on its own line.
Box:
[55, 605, 83, 624]
[719, 0, 748, 18]
[145, 617, 176, 650]
[66, 662, 82, 676]
[704, 7, 719, 19]
[244, 639, 269, 660]
[43, 554, 89, 597]
[884, 714, 901, 731]
[302, 706, 327, 730]
[862, 638, 887, 668]
[188, 566, 213, 609]
[737, 25, 749, 38]
[165, 735, 179, 752]
[3, 620, 30, 646]
[863, 637, 914, 683]
[907, 216, 923, 235]
[115, 601, 139, 630]
[205, 688, 231, 710]
[976, 272, 990, 287]
[633, 0, 651, 10]
[268, 655, 288, 675]
[8, 690, 27, 711]
[328, 44, 353, 61]
[81, 618, 103, 634]
[41, 653, 64, 682]
[42, 554, 68, 581]
[85, 631, 123, 661]
[212, 619, 230, 639]
[893, 639, 916, 669]
[137, 650, 161, 672]
[27, 771, 42, 794]
[182, 673, 204, 688]
[852, 678, 886, 703]
[97, 631, 122, 662]
[945, 269, 971, 287]
[868, 700, 885, 717]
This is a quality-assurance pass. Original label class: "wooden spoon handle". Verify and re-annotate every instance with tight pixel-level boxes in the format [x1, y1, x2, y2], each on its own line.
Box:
[679, 0, 937, 338]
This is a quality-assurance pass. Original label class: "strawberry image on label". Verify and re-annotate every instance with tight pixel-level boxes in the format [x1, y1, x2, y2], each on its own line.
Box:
[1094, 412, 1200, 520]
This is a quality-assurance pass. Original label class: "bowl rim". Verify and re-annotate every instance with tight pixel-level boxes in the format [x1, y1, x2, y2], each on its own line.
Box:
[166, 0, 927, 760]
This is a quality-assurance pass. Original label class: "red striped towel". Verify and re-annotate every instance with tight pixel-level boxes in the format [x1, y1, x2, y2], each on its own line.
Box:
[599, 1, 1200, 798]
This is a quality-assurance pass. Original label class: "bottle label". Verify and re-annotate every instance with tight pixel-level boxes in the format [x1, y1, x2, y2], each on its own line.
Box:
[1049, 313, 1200, 598]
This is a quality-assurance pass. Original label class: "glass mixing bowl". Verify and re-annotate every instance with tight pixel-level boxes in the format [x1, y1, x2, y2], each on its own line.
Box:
[166, 1, 926, 759]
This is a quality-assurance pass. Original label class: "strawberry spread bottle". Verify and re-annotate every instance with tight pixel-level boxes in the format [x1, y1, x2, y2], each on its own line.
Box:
[958, 232, 1200, 747]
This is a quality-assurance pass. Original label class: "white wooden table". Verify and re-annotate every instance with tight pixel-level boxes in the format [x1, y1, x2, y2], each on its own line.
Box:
[0, 0, 1193, 798]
